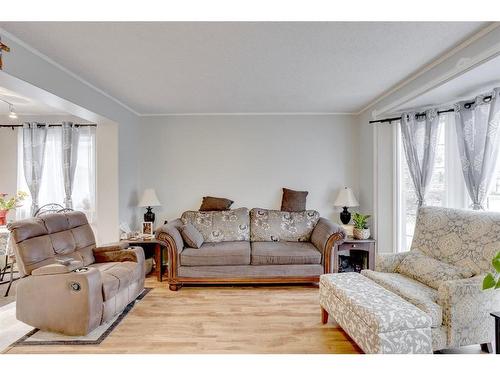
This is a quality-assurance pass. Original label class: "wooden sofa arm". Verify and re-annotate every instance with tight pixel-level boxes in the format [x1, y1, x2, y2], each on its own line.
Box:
[155, 219, 185, 279]
[311, 218, 346, 273]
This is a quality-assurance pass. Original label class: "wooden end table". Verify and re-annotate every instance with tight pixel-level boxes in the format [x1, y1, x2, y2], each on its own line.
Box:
[333, 237, 376, 273]
[125, 238, 167, 282]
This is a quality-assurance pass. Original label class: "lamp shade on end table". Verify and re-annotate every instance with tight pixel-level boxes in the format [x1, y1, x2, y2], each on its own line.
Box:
[334, 187, 359, 225]
[139, 188, 161, 223]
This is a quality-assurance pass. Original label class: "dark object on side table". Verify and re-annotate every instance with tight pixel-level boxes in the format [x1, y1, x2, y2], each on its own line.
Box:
[333, 187, 359, 225]
[138, 188, 161, 223]
[340, 207, 351, 225]
[334, 238, 376, 273]
[144, 207, 155, 223]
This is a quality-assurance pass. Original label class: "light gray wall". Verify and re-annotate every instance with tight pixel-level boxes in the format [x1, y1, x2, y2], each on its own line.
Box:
[139, 115, 359, 226]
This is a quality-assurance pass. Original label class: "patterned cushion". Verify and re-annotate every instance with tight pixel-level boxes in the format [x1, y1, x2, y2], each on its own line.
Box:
[181, 207, 250, 243]
[250, 208, 320, 242]
[411, 206, 500, 274]
[396, 251, 473, 290]
[320, 273, 432, 332]
[180, 223, 204, 248]
[361, 270, 442, 327]
[319, 273, 432, 354]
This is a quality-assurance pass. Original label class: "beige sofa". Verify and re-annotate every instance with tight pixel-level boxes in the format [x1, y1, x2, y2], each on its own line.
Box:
[8, 211, 145, 336]
[358, 206, 500, 352]
[156, 207, 345, 290]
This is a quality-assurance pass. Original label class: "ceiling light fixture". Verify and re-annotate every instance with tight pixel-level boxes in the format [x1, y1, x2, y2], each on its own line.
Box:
[0, 98, 18, 119]
[8, 104, 17, 119]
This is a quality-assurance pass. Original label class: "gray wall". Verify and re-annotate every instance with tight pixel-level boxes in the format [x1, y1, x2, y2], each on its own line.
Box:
[139, 114, 359, 225]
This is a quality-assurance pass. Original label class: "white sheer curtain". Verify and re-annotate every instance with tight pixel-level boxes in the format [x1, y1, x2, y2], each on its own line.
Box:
[22, 123, 48, 215]
[16, 126, 96, 223]
[400, 109, 441, 207]
[454, 88, 500, 210]
[62, 122, 80, 209]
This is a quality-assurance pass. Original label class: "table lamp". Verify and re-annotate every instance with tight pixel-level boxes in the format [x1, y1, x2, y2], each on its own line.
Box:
[138, 188, 161, 223]
[334, 187, 359, 225]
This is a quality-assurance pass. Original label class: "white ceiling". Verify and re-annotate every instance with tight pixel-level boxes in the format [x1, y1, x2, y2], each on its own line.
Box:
[0, 86, 65, 115]
[397, 54, 500, 112]
[0, 22, 489, 115]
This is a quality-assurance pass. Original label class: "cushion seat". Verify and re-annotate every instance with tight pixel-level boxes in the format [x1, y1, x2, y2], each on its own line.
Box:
[319, 272, 433, 353]
[361, 269, 442, 327]
[251, 241, 321, 265]
[90, 261, 140, 300]
[180, 241, 251, 266]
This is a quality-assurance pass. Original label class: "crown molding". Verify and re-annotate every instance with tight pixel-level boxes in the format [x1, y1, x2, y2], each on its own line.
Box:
[356, 22, 500, 117]
[0, 27, 141, 117]
[140, 111, 355, 117]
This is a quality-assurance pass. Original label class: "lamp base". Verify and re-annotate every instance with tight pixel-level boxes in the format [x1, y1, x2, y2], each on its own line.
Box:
[340, 207, 351, 225]
[144, 206, 155, 223]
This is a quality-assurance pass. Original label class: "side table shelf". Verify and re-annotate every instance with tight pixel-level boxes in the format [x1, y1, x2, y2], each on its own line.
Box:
[333, 237, 376, 273]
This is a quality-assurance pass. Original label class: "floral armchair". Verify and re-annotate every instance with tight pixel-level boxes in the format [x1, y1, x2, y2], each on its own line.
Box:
[361, 206, 500, 352]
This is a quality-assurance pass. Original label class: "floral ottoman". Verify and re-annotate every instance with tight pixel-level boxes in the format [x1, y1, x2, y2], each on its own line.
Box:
[319, 272, 432, 354]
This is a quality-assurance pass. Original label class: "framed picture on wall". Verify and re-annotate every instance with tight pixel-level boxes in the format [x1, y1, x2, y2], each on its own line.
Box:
[142, 221, 153, 236]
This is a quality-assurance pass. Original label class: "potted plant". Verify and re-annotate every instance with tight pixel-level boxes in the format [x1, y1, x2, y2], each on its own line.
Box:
[352, 212, 371, 240]
[0, 191, 28, 226]
[483, 251, 500, 290]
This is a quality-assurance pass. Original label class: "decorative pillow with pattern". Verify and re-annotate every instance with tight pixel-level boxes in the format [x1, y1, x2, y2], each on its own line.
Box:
[250, 208, 320, 242]
[181, 207, 250, 243]
[396, 250, 474, 290]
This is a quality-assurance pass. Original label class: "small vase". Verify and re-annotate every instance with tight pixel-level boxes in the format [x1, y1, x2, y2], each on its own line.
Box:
[0, 209, 8, 226]
[353, 227, 370, 240]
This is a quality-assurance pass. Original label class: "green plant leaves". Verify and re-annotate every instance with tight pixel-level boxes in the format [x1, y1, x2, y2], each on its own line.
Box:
[352, 212, 370, 229]
[492, 252, 500, 273]
[483, 273, 496, 290]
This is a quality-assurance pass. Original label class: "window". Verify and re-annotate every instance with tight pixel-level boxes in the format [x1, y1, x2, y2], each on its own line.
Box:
[396, 112, 499, 252]
[397, 116, 447, 252]
[16, 126, 96, 222]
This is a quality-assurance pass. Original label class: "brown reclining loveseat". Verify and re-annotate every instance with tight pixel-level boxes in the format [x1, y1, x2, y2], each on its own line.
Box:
[8, 211, 145, 335]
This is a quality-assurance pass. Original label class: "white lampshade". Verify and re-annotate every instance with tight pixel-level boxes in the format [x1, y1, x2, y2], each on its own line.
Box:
[138, 188, 161, 207]
[333, 187, 359, 208]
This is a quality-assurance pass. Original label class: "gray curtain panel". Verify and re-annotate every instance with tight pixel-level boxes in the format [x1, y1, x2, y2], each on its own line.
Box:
[400, 109, 440, 207]
[22, 122, 48, 215]
[454, 88, 500, 210]
[62, 122, 80, 209]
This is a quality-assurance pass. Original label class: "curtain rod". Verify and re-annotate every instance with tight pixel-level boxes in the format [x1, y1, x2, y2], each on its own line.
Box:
[369, 94, 493, 124]
[0, 123, 97, 128]
[369, 109, 454, 124]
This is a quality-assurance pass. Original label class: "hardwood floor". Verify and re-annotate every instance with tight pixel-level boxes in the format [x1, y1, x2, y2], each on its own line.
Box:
[5, 276, 361, 354]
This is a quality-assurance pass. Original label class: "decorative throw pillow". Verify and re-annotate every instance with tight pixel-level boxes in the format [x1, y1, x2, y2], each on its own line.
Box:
[199, 196, 234, 211]
[396, 251, 474, 290]
[181, 207, 250, 243]
[280, 188, 308, 212]
[250, 208, 320, 242]
[180, 222, 204, 249]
